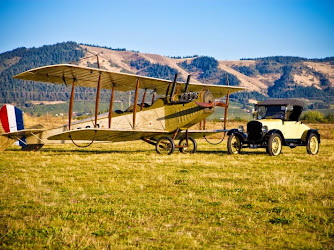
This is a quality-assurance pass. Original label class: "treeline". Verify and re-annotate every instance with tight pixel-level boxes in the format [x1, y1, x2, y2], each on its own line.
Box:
[240, 56, 334, 63]
[130, 58, 182, 81]
[80, 43, 127, 51]
[178, 56, 218, 79]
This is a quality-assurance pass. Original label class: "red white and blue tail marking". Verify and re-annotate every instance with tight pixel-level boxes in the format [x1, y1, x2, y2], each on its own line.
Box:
[0, 104, 26, 146]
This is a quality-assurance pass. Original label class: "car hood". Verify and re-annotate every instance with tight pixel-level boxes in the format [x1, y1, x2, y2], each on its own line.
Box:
[252, 119, 284, 131]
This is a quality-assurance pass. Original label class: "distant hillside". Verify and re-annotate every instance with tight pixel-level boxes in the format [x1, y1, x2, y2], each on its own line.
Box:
[1, 42, 333, 109]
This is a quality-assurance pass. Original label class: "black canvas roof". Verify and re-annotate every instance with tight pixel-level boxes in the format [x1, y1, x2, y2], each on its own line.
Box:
[257, 99, 305, 108]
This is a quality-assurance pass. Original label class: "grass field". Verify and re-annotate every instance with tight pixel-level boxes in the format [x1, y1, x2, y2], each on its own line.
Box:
[0, 124, 333, 248]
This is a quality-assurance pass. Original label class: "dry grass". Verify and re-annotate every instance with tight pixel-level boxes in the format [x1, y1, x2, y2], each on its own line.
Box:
[0, 127, 333, 248]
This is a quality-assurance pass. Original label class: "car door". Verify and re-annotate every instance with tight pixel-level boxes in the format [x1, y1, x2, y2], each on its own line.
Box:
[282, 120, 302, 139]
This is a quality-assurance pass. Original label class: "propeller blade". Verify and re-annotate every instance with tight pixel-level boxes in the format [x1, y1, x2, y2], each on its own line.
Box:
[214, 102, 228, 108]
[195, 102, 214, 108]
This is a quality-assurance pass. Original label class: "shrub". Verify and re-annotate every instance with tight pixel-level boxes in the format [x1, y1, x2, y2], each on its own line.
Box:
[301, 111, 325, 123]
[325, 113, 334, 123]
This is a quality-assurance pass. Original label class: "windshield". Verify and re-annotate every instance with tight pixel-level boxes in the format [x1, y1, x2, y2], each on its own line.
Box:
[256, 105, 286, 119]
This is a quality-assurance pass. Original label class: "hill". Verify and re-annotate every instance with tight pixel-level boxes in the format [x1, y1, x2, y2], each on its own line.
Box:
[0, 42, 333, 113]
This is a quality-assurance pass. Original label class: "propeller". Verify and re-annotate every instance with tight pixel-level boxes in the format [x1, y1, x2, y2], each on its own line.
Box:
[195, 101, 228, 108]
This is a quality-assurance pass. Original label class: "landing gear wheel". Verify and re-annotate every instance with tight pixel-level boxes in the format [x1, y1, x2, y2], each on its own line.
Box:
[179, 137, 197, 154]
[307, 133, 319, 155]
[267, 133, 282, 156]
[156, 137, 175, 155]
[227, 133, 242, 154]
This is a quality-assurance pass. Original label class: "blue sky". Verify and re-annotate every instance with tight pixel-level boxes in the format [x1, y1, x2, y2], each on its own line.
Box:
[0, 0, 333, 60]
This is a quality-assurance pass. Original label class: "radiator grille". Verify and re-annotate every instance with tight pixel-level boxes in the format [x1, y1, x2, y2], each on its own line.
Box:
[247, 121, 263, 141]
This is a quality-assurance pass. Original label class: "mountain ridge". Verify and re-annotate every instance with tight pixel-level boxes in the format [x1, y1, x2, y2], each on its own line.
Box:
[0, 42, 333, 107]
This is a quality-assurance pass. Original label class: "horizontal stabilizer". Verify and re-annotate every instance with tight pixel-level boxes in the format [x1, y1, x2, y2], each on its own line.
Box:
[0, 128, 47, 140]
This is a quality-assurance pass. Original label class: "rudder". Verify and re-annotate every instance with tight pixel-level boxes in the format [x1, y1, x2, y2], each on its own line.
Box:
[0, 104, 26, 148]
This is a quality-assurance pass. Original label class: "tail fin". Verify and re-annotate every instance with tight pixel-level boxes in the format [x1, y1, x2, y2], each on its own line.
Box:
[0, 104, 26, 147]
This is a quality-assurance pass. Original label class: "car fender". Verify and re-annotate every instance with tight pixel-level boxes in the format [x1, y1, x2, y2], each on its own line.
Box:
[227, 129, 247, 142]
[265, 129, 287, 146]
[303, 129, 321, 144]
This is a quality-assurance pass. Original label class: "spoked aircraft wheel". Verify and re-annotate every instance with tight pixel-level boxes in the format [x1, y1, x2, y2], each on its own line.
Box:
[179, 137, 197, 154]
[306, 133, 319, 155]
[227, 133, 242, 154]
[267, 133, 282, 156]
[156, 137, 175, 155]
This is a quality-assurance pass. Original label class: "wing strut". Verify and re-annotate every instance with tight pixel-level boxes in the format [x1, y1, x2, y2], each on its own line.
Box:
[170, 74, 178, 102]
[141, 89, 147, 111]
[68, 79, 76, 130]
[223, 75, 230, 130]
[133, 78, 140, 129]
[151, 90, 156, 105]
[95, 70, 102, 128]
[108, 83, 115, 128]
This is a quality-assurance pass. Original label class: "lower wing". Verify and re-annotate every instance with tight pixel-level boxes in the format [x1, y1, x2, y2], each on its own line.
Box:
[47, 128, 170, 142]
[180, 129, 228, 139]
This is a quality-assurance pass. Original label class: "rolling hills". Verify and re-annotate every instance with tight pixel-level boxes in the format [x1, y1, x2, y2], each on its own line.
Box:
[0, 42, 333, 113]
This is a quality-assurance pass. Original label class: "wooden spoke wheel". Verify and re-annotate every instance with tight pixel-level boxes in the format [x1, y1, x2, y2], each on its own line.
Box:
[156, 137, 175, 155]
[307, 133, 319, 155]
[267, 133, 282, 156]
[227, 133, 242, 154]
[179, 137, 197, 154]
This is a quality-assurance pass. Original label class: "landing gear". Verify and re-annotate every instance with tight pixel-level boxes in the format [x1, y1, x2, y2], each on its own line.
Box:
[155, 137, 175, 155]
[145, 130, 198, 155]
[179, 136, 197, 154]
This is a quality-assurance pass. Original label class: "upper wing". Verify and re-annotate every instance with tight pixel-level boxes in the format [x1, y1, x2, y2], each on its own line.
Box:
[14, 64, 244, 98]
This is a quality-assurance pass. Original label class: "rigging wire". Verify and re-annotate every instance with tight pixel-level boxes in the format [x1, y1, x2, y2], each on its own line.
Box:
[69, 130, 97, 148]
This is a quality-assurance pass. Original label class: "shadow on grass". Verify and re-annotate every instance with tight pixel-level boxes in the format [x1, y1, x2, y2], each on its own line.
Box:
[41, 148, 150, 154]
[6, 146, 270, 156]
[197, 150, 267, 155]
[5, 147, 150, 154]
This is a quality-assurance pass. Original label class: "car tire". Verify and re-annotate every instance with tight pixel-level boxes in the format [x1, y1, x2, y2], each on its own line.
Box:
[227, 133, 242, 154]
[306, 133, 319, 155]
[267, 133, 282, 156]
[179, 137, 197, 154]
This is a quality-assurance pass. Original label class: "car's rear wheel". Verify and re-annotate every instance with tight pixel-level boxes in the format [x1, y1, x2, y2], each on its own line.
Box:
[227, 133, 242, 154]
[306, 133, 319, 155]
[267, 133, 282, 156]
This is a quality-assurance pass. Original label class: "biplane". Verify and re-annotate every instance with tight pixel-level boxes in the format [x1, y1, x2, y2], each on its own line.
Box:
[0, 62, 244, 154]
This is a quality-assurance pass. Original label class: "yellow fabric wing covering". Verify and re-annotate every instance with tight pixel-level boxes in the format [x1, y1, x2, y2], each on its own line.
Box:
[14, 64, 244, 98]
[47, 128, 170, 142]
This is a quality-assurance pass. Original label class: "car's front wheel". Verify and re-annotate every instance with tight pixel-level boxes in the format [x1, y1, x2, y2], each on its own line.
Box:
[267, 133, 282, 156]
[227, 133, 242, 154]
[306, 133, 319, 155]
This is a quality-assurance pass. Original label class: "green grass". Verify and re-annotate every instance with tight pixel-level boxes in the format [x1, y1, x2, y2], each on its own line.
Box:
[0, 139, 333, 248]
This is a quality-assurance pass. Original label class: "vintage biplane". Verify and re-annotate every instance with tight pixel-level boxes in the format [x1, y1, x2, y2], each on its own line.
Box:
[0, 62, 244, 154]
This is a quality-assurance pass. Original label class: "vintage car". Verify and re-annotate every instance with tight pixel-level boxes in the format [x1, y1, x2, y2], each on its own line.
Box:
[227, 99, 320, 156]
